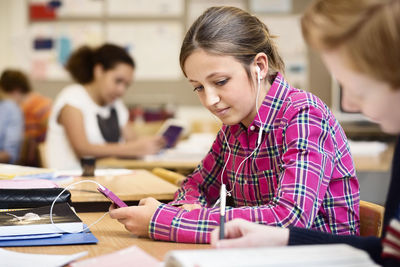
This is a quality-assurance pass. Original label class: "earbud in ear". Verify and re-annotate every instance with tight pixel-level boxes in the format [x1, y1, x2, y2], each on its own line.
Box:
[256, 66, 261, 81]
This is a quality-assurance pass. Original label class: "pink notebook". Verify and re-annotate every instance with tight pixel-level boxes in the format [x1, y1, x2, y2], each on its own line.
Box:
[0, 179, 58, 189]
[70, 245, 161, 267]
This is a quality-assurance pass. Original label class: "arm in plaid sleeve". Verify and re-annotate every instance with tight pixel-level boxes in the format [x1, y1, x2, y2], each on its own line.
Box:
[275, 99, 358, 234]
[169, 129, 225, 207]
[149, 101, 358, 243]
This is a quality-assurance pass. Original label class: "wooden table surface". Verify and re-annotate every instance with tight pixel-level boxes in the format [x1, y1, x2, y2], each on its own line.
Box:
[58, 169, 179, 203]
[353, 144, 394, 172]
[97, 157, 200, 174]
[5, 212, 210, 262]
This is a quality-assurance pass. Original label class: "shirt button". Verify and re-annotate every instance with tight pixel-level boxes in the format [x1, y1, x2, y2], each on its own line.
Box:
[250, 125, 255, 131]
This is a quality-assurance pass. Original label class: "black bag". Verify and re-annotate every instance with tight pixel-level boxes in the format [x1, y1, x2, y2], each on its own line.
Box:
[0, 188, 71, 209]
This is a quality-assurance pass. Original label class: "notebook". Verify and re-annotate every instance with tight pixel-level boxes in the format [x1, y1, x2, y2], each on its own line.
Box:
[0, 203, 83, 236]
[164, 244, 379, 267]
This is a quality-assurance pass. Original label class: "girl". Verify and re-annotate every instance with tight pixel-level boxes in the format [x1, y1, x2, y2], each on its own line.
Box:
[109, 6, 359, 243]
[211, 0, 400, 266]
[46, 44, 165, 169]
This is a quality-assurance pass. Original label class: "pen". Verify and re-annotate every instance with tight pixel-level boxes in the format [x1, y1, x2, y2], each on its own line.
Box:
[219, 184, 226, 240]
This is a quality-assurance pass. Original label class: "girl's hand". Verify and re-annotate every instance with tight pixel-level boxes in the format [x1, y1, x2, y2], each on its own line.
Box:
[210, 219, 289, 248]
[179, 203, 202, 211]
[126, 136, 166, 157]
[109, 197, 161, 237]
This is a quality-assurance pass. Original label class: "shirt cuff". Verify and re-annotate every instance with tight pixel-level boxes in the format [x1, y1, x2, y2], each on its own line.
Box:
[149, 203, 182, 241]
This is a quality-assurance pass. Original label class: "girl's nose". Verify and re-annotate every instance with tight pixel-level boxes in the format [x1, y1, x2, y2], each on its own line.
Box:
[204, 89, 221, 107]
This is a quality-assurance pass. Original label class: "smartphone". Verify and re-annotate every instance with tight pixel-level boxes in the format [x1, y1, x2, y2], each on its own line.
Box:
[162, 125, 184, 148]
[97, 185, 128, 208]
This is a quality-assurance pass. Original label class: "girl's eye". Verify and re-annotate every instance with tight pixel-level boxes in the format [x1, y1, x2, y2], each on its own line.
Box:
[193, 85, 204, 92]
[216, 79, 228, 86]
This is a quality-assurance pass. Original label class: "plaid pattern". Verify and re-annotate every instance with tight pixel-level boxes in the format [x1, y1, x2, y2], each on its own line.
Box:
[150, 73, 360, 243]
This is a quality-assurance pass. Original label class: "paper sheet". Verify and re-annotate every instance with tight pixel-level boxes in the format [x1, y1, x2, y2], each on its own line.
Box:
[0, 248, 87, 267]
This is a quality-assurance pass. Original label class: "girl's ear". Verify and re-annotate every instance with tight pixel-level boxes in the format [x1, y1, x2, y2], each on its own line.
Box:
[93, 64, 104, 81]
[253, 52, 269, 80]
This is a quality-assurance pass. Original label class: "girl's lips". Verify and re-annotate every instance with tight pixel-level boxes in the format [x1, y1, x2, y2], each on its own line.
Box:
[215, 107, 230, 116]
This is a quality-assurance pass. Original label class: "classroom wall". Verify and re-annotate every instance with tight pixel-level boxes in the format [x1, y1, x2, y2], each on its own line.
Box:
[0, 0, 332, 109]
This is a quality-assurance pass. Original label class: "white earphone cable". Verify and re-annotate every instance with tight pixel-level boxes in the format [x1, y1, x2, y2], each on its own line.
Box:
[212, 66, 266, 205]
[50, 180, 109, 234]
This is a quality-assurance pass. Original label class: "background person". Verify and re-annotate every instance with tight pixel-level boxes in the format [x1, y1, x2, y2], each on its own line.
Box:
[0, 69, 52, 166]
[46, 43, 165, 169]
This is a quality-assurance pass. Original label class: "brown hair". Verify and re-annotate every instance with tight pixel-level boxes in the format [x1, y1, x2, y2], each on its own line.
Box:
[65, 43, 135, 84]
[180, 6, 285, 83]
[0, 69, 32, 94]
[302, 0, 400, 89]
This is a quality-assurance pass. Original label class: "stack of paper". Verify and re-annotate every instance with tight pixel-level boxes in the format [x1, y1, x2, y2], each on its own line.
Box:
[70, 245, 161, 267]
[0, 248, 87, 267]
[0, 164, 54, 179]
[164, 244, 378, 267]
[0, 203, 97, 247]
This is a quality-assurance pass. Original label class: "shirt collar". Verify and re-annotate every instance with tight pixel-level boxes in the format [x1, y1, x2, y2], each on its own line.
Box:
[228, 72, 292, 136]
[251, 72, 291, 133]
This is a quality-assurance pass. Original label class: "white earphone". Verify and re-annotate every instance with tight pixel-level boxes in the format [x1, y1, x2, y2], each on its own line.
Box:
[211, 64, 266, 201]
[255, 65, 263, 146]
[256, 66, 262, 81]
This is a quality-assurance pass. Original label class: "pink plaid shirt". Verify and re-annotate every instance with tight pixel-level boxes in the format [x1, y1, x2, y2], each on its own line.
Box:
[150, 73, 360, 243]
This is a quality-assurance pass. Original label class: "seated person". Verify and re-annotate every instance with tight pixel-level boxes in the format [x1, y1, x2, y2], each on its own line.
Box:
[0, 69, 52, 166]
[108, 6, 359, 244]
[46, 43, 165, 169]
[0, 82, 23, 164]
[210, 1, 400, 266]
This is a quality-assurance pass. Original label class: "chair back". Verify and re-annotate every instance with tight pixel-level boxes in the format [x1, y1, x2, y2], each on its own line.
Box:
[359, 200, 385, 237]
[37, 142, 48, 168]
[152, 167, 186, 186]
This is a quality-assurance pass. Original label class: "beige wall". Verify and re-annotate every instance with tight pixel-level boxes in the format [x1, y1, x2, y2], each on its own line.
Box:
[0, 0, 331, 108]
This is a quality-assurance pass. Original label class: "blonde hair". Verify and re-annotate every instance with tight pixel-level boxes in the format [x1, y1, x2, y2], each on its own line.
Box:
[180, 6, 285, 83]
[301, 0, 400, 89]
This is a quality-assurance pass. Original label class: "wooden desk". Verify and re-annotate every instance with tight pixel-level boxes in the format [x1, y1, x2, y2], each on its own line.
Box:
[6, 212, 209, 262]
[98, 143, 395, 175]
[353, 144, 394, 172]
[97, 157, 200, 175]
[58, 170, 179, 211]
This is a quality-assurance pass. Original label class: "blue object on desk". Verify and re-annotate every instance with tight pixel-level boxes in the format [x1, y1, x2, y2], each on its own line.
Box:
[0, 226, 98, 247]
[0, 233, 62, 241]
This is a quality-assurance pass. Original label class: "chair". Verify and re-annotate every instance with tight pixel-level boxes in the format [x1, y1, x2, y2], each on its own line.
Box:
[152, 167, 186, 186]
[37, 142, 48, 168]
[359, 200, 385, 237]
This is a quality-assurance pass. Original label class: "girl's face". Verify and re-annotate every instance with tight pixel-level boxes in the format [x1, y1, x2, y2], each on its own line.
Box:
[95, 63, 134, 105]
[184, 49, 262, 127]
[322, 49, 400, 134]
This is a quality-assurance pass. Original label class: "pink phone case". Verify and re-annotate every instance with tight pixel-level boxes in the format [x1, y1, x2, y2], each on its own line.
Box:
[97, 186, 128, 208]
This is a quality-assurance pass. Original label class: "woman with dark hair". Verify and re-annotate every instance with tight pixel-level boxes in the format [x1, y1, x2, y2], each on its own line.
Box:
[46, 43, 165, 169]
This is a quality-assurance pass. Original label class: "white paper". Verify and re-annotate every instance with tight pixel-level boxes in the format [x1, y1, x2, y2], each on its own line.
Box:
[0, 248, 87, 267]
[106, 22, 182, 81]
[260, 15, 308, 89]
[57, 0, 104, 17]
[187, 0, 246, 25]
[164, 244, 379, 267]
[28, 22, 103, 80]
[250, 0, 292, 13]
[107, 0, 183, 17]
